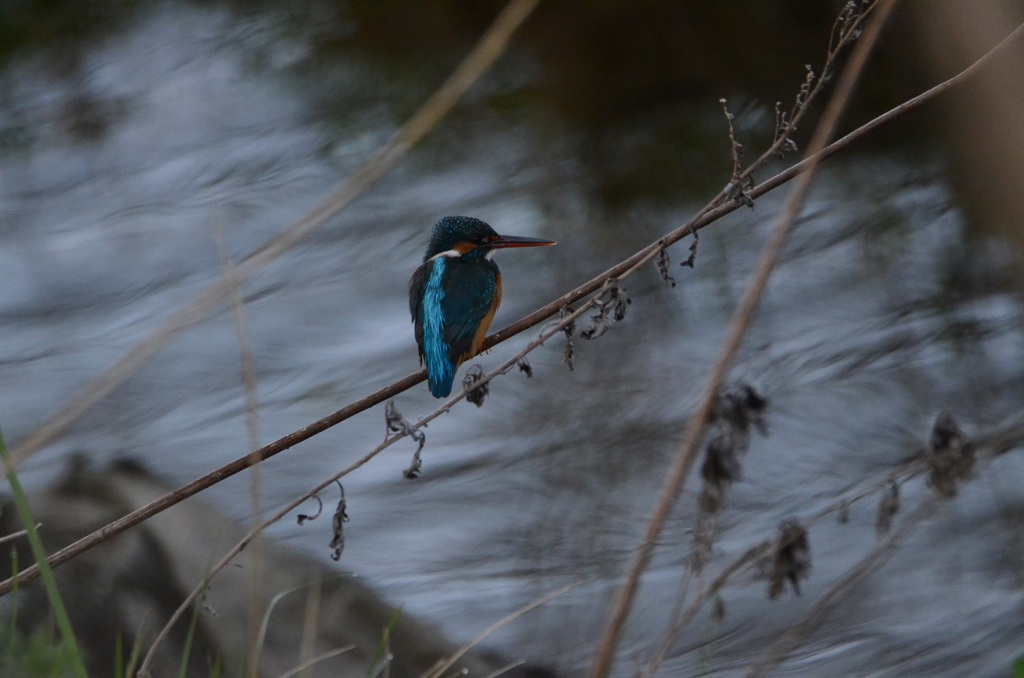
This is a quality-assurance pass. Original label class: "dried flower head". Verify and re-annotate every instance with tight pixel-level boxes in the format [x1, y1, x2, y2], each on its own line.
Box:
[768, 519, 812, 599]
[560, 305, 576, 371]
[403, 448, 423, 480]
[329, 483, 350, 561]
[680, 231, 699, 269]
[656, 248, 677, 288]
[926, 410, 974, 498]
[581, 282, 631, 340]
[875, 482, 900, 537]
[700, 433, 741, 514]
[386, 400, 427, 479]
[837, 500, 851, 525]
[462, 364, 489, 407]
[385, 400, 426, 452]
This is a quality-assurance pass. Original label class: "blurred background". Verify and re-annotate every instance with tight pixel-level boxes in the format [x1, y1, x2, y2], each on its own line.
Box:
[0, 0, 1022, 675]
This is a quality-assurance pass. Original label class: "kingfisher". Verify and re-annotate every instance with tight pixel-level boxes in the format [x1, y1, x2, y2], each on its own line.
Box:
[409, 216, 555, 397]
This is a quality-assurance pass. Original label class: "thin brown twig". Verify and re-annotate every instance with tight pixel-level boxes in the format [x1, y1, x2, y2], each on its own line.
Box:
[479, 660, 527, 678]
[586, 3, 899, 675]
[297, 578, 323, 678]
[214, 214, 267, 677]
[8, 0, 544, 468]
[0, 525, 37, 547]
[420, 582, 578, 678]
[640, 542, 772, 678]
[4, 14, 1024, 599]
[276, 645, 356, 678]
[721, 98, 743, 183]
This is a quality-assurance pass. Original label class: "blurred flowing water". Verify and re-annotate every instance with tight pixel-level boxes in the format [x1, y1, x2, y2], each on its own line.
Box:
[1, 3, 1022, 676]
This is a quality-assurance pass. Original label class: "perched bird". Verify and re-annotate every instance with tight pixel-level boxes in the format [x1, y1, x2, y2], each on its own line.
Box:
[409, 216, 555, 397]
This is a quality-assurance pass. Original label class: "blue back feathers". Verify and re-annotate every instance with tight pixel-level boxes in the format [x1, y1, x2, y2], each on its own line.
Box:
[421, 258, 457, 397]
[410, 216, 503, 397]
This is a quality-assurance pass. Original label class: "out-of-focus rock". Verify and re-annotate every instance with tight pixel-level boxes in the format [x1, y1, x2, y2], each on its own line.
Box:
[0, 460, 552, 677]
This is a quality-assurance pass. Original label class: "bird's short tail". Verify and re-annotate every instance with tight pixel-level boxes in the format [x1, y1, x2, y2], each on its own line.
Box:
[427, 362, 457, 398]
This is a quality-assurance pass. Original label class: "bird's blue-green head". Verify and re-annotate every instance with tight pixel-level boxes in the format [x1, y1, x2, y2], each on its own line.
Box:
[423, 216, 555, 262]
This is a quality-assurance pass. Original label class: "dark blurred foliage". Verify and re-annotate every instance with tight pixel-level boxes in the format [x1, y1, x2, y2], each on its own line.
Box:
[0, 0, 143, 63]
[338, 0, 933, 205]
[1, 0, 1019, 251]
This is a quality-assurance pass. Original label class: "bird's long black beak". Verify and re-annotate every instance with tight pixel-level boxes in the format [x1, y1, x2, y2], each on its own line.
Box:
[488, 234, 556, 249]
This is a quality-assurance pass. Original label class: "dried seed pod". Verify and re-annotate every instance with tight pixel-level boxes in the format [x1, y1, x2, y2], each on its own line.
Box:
[837, 500, 850, 525]
[656, 249, 677, 288]
[385, 400, 426, 452]
[694, 383, 770, 573]
[560, 306, 576, 371]
[927, 410, 974, 498]
[712, 595, 727, 622]
[610, 286, 631, 322]
[462, 364, 489, 407]
[329, 484, 350, 561]
[700, 433, 740, 514]
[875, 482, 900, 537]
[581, 282, 631, 339]
[715, 383, 769, 439]
[403, 448, 423, 480]
[386, 400, 427, 479]
[297, 495, 324, 525]
[768, 519, 811, 599]
[725, 175, 756, 208]
[680, 231, 699, 269]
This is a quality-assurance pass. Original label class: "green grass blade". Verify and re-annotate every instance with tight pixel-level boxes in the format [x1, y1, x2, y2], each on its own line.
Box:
[178, 532, 223, 678]
[366, 608, 401, 678]
[0, 428, 88, 678]
[252, 572, 351, 674]
[125, 625, 145, 678]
